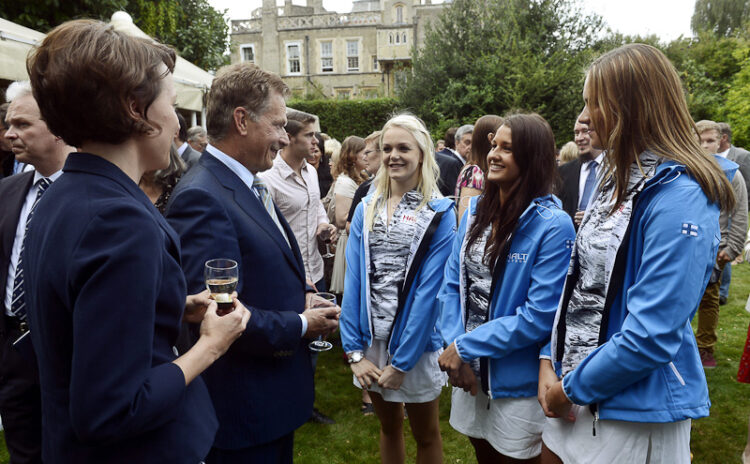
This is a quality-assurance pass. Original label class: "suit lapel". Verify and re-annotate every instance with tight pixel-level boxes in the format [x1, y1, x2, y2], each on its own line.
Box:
[203, 156, 305, 282]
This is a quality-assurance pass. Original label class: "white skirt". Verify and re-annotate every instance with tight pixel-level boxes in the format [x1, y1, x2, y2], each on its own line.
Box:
[542, 405, 692, 463]
[353, 339, 446, 403]
[450, 388, 545, 459]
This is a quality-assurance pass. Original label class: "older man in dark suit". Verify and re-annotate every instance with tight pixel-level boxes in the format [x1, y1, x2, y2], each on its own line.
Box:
[435, 127, 463, 197]
[166, 63, 339, 463]
[0, 81, 73, 464]
[558, 110, 604, 228]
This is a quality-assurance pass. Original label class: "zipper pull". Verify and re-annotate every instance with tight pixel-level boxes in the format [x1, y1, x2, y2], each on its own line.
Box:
[486, 394, 491, 410]
[592, 410, 599, 436]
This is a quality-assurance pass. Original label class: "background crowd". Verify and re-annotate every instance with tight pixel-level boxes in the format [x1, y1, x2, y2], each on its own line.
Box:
[2, 15, 750, 464]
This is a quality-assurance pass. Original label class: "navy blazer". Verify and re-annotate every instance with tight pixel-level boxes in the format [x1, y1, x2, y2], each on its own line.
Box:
[435, 150, 463, 198]
[23, 154, 217, 463]
[165, 152, 313, 450]
[556, 158, 583, 222]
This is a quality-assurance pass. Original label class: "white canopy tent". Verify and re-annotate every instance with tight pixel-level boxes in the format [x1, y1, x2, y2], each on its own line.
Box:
[0, 14, 213, 124]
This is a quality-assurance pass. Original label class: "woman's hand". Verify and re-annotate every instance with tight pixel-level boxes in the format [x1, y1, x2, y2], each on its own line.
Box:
[199, 298, 251, 357]
[378, 365, 406, 390]
[544, 379, 576, 422]
[350, 358, 382, 389]
[184, 289, 212, 324]
[438, 342, 464, 376]
[538, 359, 560, 417]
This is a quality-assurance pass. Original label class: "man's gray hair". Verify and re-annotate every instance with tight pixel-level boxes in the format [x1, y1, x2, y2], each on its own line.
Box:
[718, 122, 732, 142]
[5, 81, 33, 103]
[186, 126, 207, 142]
[455, 124, 474, 143]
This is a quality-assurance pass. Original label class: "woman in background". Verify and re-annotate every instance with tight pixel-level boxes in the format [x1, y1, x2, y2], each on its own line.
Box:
[455, 115, 503, 219]
[329, 136, 367, 295]
[139, 142, 186, 213]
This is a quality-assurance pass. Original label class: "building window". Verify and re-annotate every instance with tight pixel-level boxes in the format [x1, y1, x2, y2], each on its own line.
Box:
[240, 44, 255, 63]
[372, 55, 378, 71]
[389, 33, 393, 44]
[395, 5, 404, 24]
[286, 43, 301, 74]
[402, 33, 407, 44]
[336, 89, 352, 100]
[346, 40, 359, 72]
[395, 33, 400, 44]
[320, 41, 333, 72]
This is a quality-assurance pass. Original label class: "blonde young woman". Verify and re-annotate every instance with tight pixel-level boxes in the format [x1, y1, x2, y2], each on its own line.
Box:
[341, 114, 455, 464]
[329, 136, 367, 294]
[539, 43, 736, 463]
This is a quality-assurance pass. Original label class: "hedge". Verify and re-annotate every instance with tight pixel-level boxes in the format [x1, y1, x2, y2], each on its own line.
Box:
[287, 98, 402, 142]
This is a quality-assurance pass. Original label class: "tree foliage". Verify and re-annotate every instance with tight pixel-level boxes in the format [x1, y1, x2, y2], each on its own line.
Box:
[287, 98, 402, 142]
[691, 0, 750, 37]
[399, 0, 603, 143]
[0, 0, 228, 70]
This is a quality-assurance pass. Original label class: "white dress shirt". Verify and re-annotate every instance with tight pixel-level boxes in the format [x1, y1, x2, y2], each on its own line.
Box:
[717, 148, 730, 158]
[205, 145, 307, 334]
[5, 170, 63, 316]
[577, 152, 605, 207]
[259, 155, 328, 284]
[177, 142, 189, 157]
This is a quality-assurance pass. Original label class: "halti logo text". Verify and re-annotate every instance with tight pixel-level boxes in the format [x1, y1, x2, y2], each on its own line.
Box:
[507, 252, 528, 263]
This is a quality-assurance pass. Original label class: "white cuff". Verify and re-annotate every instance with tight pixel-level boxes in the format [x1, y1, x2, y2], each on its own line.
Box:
[299, 314, 308, 337]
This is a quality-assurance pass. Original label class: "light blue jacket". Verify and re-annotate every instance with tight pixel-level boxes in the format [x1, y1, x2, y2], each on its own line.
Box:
[340, 194, 456, 372]
[549, 157, 734, 423]
[439, 195, 575, 398]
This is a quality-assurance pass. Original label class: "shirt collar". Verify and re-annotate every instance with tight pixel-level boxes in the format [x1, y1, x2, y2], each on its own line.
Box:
[717, 147, 730, 158]
[34, 169, 63, 184]
[177, 142, 189, 156]
[205, 144, 255, 191]
[274, 153, 308, 179]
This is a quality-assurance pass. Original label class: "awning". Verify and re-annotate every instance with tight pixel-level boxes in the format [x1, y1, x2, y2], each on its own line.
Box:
[0, 18, 45, 82]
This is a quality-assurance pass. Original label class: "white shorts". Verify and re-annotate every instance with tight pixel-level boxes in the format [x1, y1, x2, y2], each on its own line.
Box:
[449, 388, 545, 459]
[542, 405, 692, 464]
[353, 339, 446, 403]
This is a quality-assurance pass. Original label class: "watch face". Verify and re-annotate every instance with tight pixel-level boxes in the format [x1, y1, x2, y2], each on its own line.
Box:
[349, 352, 363, 363]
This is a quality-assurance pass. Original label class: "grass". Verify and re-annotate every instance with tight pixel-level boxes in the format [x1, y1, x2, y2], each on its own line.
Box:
[3, 264, 750, 463]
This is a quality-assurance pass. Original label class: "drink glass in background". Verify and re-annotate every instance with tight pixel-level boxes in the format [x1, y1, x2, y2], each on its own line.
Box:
[320, 227, 334, 259]
[308, 292, 336, 352]
[205, 259, 239, 315]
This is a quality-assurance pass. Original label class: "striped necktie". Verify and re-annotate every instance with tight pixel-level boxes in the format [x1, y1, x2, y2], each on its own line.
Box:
[252, 177, 290, 247]
[10, 177, 52, 320]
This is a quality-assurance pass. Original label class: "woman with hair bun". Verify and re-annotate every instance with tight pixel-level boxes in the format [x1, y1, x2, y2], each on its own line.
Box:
[341, 114, 455, 463]
[24, 19, 249, 462]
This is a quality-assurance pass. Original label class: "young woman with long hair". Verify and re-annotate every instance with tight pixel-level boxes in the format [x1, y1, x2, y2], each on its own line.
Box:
[438, 113, 575, 463]
[539, 43, 735, 463]
[341, 114, 455, 464]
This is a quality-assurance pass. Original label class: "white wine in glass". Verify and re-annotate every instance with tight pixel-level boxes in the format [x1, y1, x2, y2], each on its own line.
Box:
[205, 259, 239, 315]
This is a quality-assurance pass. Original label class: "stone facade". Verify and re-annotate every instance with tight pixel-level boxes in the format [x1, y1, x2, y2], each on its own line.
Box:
[230, 0, 447, 99]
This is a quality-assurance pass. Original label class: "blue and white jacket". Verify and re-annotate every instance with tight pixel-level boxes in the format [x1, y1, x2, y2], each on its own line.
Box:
[548, 157, 735, 423]
[439, 194, 575, 398]
[340, 194, 456, 372]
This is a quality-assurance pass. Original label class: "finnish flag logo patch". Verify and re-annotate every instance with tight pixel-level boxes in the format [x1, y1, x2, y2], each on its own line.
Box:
[681, 223, 698, 237]
[565, 239, 575, 249]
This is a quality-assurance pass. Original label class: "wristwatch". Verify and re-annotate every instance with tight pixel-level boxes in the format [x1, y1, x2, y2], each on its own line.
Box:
[347, 351, 364, 364]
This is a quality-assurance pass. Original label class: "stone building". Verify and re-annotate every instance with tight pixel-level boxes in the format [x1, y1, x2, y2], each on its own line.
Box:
[230, 0, 448, 99]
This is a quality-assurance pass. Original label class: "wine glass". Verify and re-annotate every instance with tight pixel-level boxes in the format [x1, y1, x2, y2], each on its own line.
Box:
[205, 259, 239, 315]
[320, 227, 335, 259]
[308, 292, 336, 352]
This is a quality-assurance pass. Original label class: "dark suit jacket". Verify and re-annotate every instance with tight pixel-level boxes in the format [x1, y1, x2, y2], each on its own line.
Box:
[435, 150, 463, 198]
[0, 151, 14, 179]
[0, 171, 34, 335]
[23, 154, 217, 463]
[165, 152, 313, 450]
[181, 145, 202, 171]
[557, 158, 583, 222]
[728, 145, 750, 210]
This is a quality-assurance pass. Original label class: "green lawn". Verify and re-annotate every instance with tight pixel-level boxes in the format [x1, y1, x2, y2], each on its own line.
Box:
[3, 264, 750, 463]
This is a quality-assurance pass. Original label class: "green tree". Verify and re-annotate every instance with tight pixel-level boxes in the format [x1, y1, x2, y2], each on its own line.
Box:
[724, 42, 750, 147]
[399, 0, 603, 143]
[691, 0, 750, 37]
[0, 0, 228, 70]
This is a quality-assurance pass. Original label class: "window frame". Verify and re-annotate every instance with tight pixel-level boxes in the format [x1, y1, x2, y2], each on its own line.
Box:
[285, 41, 302, 75]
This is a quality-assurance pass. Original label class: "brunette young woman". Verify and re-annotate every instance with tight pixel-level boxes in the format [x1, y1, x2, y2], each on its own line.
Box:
[24, 20, 250, 462]
[438, 113, 575, 464]
[341, 114, 455, 464]
[539, 43, 736, 463]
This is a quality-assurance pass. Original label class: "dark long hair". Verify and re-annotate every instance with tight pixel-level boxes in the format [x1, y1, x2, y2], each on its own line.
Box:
[468, 115, 504, 173]
[466, 113, 558, 269]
